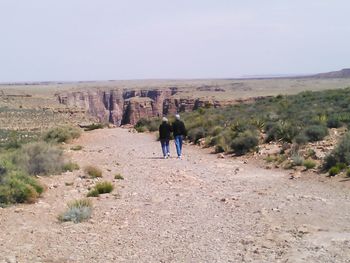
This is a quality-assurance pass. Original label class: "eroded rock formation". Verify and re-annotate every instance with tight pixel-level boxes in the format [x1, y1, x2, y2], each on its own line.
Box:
[57, 88, 232, 125]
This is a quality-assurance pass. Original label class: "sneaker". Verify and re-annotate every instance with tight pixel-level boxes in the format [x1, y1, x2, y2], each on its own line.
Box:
[167, 152, 170, 157]
[164, 156, 168, 159]
[177, 155, 182, 159]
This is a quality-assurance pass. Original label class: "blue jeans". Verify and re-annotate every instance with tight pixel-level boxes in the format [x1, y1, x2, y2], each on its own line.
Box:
[160, 139, 170, 157]
[174, 135, 183, 157]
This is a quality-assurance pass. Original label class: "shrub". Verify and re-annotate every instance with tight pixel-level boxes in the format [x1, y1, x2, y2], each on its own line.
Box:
[323, 132, 350, 170]
[304, 125, 328, 142]
[58, 198, 92, 223]
[291, 154, 304, 166]
[44, 126, 81, 143]
[87, 188, 99, 197]
[294, 133, 309, 145]
[187, 127, 206, 143]
[114, 174, 124, 180]
[346, 168, 350, 177]
[84, 166, 102, 178]
[303, 159, 316, 170]
[70, 145, 83, 151]
[0, 171, 44, 205]
[329, 166, 340, 176]
[134, 118, 161, 132]
[63, 162, 80, 172]
[230, 131, 258, 155]
[94, 181, 114, 194]
[327, 118, 342, 128]
[14, 142, 65, 176]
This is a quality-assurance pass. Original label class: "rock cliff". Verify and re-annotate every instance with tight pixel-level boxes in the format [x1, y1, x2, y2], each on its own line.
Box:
[57, 88, 233, 125]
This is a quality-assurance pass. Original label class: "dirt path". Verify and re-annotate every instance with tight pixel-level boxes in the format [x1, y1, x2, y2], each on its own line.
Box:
[1, 128, 350, 263]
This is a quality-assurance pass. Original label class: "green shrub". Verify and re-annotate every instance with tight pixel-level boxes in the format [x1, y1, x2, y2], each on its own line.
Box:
[44, 126, 81, 143]
[291, 154, 304, 166]
[84, 166, 102, 178]
[303, 159, 316, 170]
[114, 174, 124, 180]
[230, 131, 258, 155]
[329, 166, 340, 176]
[14, 142, 64, 176]
[346, 168, 350, 177]
[304, 125, 328, 142]
[58, 198, 92, 223]
[94, 181, 114, 194]
[87, 188, 99, 197]
[70, 145, 83, 151]
[0, 171, 44, 205]
[327, 118, 342, 128]
[294, 133, 309, 145]
[187, 127, 206, 143]
[134, 118, 161, 132]
[63, 162, 80, 172]
[323, 132, 350, 170]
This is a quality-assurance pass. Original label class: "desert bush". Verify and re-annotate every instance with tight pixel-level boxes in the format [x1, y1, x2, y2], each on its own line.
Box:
[94, 181, 114, 194]
[14, 142, 65, 176]
[328, 166, 340, 176]
[346, 168, 350, 177]
[70, 145, 83, 151]
[135, 118, 161, 132]
[187, 127, 206, 143]
[84, 165, 102, 178]
[303, 159, 316, 170]
[114, 174, 124, 180]
[63, 162, 80, 172]
[291, 154, 304, 166]
[58, 198, 92, 223]
[304, 125, 328, 142]
[0, 171, 44, 205]
[44, 126, 81, 143]
[230, 131, 258, 155]
[327, 118, 342, 128]
[294, 133, 309, 145]
[323, 132, 350, 170]
[87, 188, 99, 197]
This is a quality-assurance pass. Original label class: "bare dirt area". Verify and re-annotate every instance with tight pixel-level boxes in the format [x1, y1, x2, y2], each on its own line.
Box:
[1, 128, 350, 263]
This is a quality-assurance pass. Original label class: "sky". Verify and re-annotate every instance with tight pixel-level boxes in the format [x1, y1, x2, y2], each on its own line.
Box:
[0, 0, 350, 82]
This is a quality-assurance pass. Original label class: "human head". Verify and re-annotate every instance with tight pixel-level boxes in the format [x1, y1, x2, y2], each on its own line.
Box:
[162, 117, 168, 122]
[175, 114, 180, 120]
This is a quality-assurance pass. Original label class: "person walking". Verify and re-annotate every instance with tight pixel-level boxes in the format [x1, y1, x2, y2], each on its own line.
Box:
[159, 117, 172, 159]
[172, 114, 186, 159]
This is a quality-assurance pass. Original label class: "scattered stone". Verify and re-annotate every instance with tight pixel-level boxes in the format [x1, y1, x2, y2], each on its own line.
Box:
[218, 153, 225, 159]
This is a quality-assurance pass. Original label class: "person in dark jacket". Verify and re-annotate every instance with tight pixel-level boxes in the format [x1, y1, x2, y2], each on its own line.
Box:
[172, 114, 186, 159]
[159, 117, 172, 159]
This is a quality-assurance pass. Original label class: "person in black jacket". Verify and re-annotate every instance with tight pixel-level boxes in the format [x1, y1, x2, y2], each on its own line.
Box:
[172, 114, 186, 159]
[159, 117, 172, 159]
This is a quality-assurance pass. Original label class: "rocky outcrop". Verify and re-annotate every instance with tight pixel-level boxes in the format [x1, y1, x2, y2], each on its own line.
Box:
[57, 88, 232, 125]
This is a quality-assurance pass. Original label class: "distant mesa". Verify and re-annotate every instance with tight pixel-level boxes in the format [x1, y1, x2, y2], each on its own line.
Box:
[312, 68, 350, 79]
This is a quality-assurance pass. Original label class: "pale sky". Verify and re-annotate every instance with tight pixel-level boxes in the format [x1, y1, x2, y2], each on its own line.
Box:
[0, 0, 349, 82]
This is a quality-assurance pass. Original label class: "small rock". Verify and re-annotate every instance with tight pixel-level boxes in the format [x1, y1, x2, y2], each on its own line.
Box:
[218, 153, 225, 159]
[220, 198, 226, 202]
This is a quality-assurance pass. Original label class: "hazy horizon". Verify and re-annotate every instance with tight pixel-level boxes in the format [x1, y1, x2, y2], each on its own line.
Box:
[1, 1, 349, 82]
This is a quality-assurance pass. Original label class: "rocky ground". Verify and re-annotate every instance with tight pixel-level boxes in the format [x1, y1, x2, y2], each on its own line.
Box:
[0, 128, 350, 263]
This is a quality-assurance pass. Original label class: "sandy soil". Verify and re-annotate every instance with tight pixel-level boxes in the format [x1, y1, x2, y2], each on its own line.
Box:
[0, 128, 350, 263]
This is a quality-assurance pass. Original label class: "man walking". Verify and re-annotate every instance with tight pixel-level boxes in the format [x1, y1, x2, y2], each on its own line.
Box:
[159, 117, 172, 159]
[172, 114, 186, 159]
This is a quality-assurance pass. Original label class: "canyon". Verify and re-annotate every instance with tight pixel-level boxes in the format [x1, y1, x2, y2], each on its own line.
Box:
[56, 87, 236, 125]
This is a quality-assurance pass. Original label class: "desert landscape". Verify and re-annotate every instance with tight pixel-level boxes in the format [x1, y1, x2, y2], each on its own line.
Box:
[1, 70, 350, 262]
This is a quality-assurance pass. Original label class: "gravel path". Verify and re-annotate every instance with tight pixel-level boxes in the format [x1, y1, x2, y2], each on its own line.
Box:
[1, 128, 350, 263]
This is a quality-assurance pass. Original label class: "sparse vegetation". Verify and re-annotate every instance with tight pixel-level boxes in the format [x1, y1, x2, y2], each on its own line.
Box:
[84, 165, 102, 178]
[58, 199, 93, 223]
[44, 126, 81, 143]
[83, 123, 104, 131]
[70, 145, 83, 151]
[303, 159, 316, 170]
[324, 132, 350, 170]
[87, 181, 114, 197]
[135, 118, 161, 133]
[114, 173, 124, 180]
[329, 166, 340, 176]
[63, 162, 80, 172]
